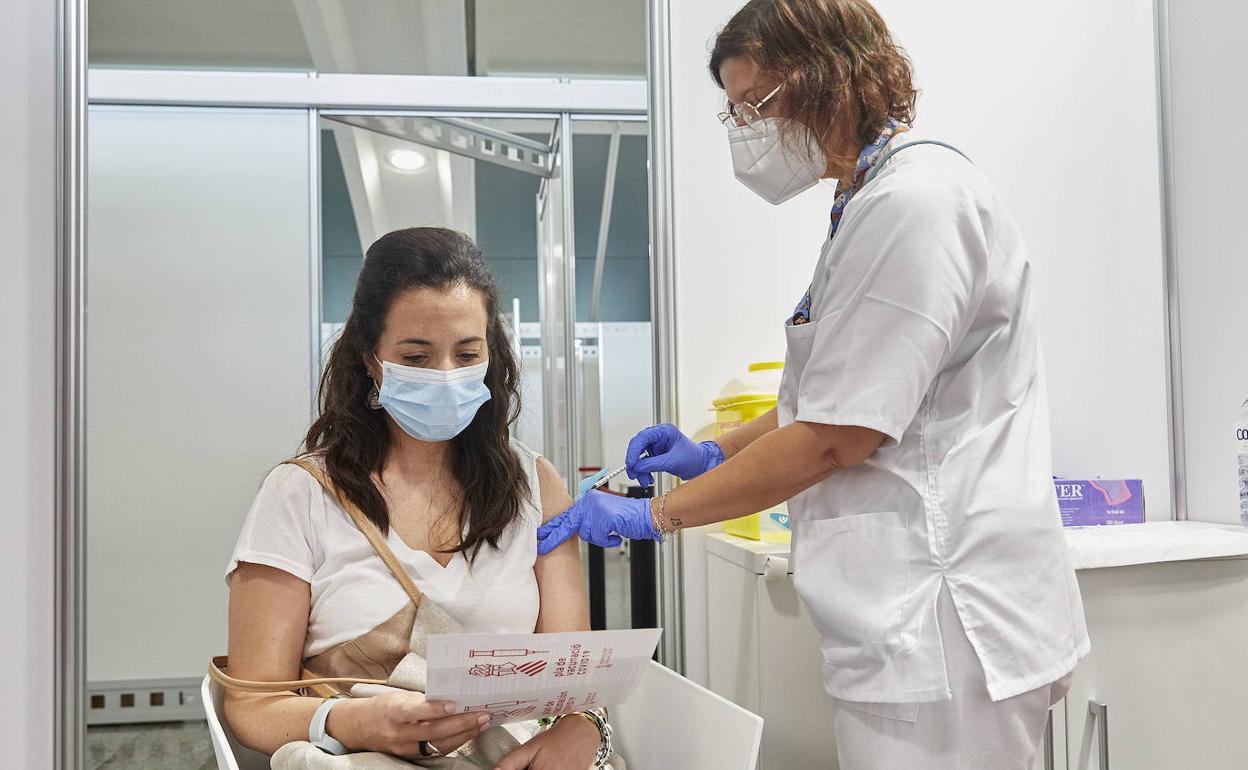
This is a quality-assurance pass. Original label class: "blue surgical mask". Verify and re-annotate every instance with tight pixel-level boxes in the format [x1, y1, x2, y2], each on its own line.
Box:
[375, 357, 491, 442]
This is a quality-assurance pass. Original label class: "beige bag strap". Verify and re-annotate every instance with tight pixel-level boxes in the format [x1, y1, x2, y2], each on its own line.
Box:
[210, 458, 426, 695]
[285, 458, 424, 609]
[207, 656, 386, 693]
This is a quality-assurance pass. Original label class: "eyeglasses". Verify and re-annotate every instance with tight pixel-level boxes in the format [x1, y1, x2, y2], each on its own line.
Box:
[717, 83, 785, 128]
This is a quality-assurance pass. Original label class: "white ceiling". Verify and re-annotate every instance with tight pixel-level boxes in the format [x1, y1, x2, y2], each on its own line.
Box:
[89, 0, 646, 78]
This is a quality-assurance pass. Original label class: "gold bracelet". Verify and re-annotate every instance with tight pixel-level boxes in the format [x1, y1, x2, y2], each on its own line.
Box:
[576, 711, 600, 730]
[551, 710, 597, 726]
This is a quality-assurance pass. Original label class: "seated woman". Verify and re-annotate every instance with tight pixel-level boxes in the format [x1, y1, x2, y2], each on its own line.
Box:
[224, 227, 602, 768]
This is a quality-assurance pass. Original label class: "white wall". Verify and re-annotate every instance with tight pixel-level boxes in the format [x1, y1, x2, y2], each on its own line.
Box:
[0, 0, 58, 764]
[665, 0, 1167, 684]
[86, 106, 314, 681]
[667, 1, 839, 686]
[1167, 0, 1248, 524]
[876, 0, 1170, 507]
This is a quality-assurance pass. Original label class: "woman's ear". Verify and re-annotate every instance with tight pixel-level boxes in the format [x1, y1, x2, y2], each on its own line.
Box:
[361, 351, 379, 383]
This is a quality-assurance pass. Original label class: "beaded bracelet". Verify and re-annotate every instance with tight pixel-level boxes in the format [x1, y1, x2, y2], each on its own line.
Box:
[650, 491, 674, 539]
[550, 708, 613, 767]
[579, 708, 613, 767]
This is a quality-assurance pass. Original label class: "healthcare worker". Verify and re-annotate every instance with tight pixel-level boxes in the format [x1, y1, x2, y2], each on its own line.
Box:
[538, 1, 1090, 768]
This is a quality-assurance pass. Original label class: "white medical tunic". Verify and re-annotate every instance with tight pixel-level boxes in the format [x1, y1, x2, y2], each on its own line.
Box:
[778, 136, 1090, 705]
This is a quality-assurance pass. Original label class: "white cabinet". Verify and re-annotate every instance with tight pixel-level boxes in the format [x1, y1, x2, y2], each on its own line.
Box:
[1060, 558, 1248, 769]
[706, 534, 840, 769]
[707, 525, 1248, 770]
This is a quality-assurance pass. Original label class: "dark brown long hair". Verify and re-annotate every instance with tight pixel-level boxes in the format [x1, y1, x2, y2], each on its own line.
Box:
[303, 227, 529, 561]
[710, 0, 919, 166]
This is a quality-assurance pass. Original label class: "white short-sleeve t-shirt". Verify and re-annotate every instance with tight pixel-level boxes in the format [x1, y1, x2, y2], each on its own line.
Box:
[226, 440, 544, 658]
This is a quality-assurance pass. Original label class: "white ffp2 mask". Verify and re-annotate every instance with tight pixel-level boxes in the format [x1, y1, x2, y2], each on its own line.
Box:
[728, 117, 827, 205]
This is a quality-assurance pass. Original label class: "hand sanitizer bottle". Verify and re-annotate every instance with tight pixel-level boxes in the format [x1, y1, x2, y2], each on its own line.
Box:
[1239, 399, 1248, 526]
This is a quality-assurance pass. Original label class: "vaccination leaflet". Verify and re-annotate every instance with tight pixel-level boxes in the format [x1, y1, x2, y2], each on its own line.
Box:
[425, 628, 663, 725]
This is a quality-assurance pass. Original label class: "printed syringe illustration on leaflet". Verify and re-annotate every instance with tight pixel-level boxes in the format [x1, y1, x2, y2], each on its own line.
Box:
[468, 648, 549, 657]
[425, 628, 662, 725]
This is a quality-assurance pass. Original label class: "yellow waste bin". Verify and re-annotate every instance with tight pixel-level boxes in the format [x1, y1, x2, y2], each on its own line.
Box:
[712, 363, 790, 543]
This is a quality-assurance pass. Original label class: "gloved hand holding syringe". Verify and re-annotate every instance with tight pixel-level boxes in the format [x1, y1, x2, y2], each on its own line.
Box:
[541, 424, 726, 554]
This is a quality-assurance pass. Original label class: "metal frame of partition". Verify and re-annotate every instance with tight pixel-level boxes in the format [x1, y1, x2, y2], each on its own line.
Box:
[535, 116, 576, 492]
[307, 112, 325, 416]
[56, 0, 88, 766]
[88, 69, 647, 113]
[1152, 0, 1186, 522]
[645, 0, 684, 672]
[557, 115, 581, 496]
[58, 67, 661, 766]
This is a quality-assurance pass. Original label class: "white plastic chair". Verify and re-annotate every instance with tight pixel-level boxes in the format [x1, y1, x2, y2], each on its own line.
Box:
[612, 660, 763, 770]
[203, 661, 763, 770]
[203, 675, 275, 770]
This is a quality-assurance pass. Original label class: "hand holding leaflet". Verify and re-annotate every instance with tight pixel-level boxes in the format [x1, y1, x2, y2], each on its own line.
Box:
[425, 628, 662, 725]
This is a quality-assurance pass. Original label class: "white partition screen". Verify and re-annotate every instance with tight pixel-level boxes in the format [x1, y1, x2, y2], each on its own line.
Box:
[86, 106, 314, 683]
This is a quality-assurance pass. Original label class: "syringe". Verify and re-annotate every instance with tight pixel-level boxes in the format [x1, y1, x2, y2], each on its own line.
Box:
[577, 465, 630, 496]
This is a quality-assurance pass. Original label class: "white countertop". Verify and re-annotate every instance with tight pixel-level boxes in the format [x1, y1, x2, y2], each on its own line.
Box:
[705, 532, 790, 572]
[1063, 520, 1248, 569]
[706, 520, 1248, 574]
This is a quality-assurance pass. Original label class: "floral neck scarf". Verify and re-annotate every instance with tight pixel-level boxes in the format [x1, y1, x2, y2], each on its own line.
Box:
[790, 118, 905, 326]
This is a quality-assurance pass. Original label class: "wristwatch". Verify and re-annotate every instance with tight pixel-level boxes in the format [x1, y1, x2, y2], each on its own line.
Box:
[309, 697, 350, 755]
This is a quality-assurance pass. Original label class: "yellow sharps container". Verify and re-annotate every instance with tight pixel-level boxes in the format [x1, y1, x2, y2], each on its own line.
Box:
[712, 362, 791, 543]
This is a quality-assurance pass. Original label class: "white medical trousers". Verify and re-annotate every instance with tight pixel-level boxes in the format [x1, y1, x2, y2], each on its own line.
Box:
[832, 585, 1072, 770]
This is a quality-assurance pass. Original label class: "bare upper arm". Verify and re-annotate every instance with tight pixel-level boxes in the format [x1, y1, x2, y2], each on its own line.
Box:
[533, 456, 574, 523]
[532, 457, 589, 633]
[224, 563, 311, 710]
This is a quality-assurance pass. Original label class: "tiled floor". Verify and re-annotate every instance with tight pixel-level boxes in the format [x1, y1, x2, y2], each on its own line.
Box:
[87, 722, 218, 770]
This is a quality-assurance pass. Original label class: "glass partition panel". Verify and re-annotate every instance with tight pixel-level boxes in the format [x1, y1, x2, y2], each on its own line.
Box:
[89, 0, 645, 78]
[318, 115, 557, 454]
[570, 118, 653, 631]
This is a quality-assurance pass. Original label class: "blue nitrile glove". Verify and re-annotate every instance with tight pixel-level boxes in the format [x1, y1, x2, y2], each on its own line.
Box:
[536, 491, 658, 555]
[625, 423, 724, 488]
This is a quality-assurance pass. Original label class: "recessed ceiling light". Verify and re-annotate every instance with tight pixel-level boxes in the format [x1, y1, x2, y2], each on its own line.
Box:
[386, 148, 428, 173]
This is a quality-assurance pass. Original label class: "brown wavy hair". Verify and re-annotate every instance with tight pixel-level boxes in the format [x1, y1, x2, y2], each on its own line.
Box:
[302, 227, 529, 561]
[710, 0, 919, 169]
